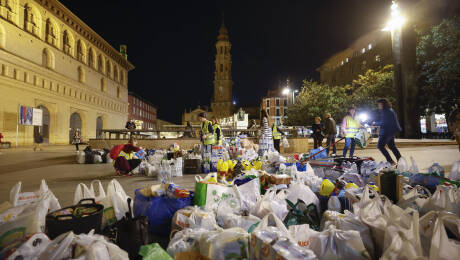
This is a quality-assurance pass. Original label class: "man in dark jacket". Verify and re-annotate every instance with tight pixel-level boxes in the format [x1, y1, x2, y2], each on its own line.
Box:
[324, 113, 337, 156]
[373, 98, 402, 164]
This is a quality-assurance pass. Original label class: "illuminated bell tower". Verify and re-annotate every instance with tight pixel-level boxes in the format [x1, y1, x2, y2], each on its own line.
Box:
[211, 17, 233, 118]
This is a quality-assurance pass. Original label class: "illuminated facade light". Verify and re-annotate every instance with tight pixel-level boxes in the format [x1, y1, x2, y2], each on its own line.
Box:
[382, 1, 405, 31]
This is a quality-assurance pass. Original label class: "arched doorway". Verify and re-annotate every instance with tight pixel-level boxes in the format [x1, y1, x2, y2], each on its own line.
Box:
[96, 116, 103, 139]
[69, 112, 82, 144]
[33, 105, 50, 143]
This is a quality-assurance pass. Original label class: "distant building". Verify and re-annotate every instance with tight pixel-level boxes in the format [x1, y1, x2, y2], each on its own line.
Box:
[128, 92, 157, 130]
[317, 31, 393, 86]
[182, 106, 213, 125]
[261, 89, 289, 126]
[0, 0, 134, 145]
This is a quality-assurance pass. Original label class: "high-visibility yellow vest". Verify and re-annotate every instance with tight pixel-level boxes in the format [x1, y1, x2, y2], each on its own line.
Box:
[213, 124, 223, 145]
[272, 125, 282, 140]
[201, 120, 216, 145]
[118, 150, 133, 160]
[344, 116, 360, 138]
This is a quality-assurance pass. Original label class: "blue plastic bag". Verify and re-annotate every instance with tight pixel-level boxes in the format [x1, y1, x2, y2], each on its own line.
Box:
[136, 149, 146, 159]
[309, 148, 328, 160]
[133, 189, 193, 236]
[296, 162, 307, 172]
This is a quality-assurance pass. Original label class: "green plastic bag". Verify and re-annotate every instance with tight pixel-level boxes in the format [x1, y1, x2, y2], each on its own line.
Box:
[139, 243, 172, 260]
[193, 179, 208, 206]
[284, 199, 320, 231]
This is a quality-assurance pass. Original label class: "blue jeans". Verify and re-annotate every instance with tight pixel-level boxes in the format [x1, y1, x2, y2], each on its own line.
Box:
[343, 138, 356, 158]
[377, 134, 401, 163]
[201, 144, 212, 158]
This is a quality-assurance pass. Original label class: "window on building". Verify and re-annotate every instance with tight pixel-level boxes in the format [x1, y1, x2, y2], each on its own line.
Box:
[276, 108, 280, 116]
[346, 58, 349, 63]
[375, 55, 381, 62]
[114, 65, 118, 81]
[101, 78, 106, 92]
[97, 55, 103, 73]
[77, 40, 84, 62]
[361, 48, 366, 54]
[120, 70, 125, 85]
[276, 99, 280, 106]
[63, 31, 72, 55]
[283, 99, 287, 106]
[88, 48, 94, 68]
[106, 59, 111, 78]
[45, 19, 57, 47]
[24, 5, 39, 36]
[266, 99, 270, 107]
[368, 43, 372, 50]
[220, 64, 223, 72]
[42, 48, 55, 69]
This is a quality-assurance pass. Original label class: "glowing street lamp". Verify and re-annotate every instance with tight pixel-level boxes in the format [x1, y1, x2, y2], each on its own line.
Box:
[382, 1, 405, 32]
[282, 87, 290, 96]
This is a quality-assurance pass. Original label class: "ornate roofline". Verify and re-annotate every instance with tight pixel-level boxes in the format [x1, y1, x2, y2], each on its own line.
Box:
[34, 0, 135, 71]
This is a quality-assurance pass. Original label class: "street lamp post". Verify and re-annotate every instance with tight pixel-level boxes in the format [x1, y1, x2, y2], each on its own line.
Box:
[282, 87, 297, 105]
[382, 0, 420, 138]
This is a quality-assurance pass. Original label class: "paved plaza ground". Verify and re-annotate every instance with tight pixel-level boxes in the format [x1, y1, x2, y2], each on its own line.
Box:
[0, 143, 458, 207]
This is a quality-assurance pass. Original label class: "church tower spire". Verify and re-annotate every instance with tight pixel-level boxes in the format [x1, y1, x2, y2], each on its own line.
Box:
[211, 15, 233, 118]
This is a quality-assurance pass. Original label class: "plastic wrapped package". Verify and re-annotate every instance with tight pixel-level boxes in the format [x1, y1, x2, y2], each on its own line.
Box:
[198, 227, 249, 260]
[167, 228, 209, 257]
[304, 175, 323, 193]
[253, 188, 289, 221]
[171, 206, 217, 232]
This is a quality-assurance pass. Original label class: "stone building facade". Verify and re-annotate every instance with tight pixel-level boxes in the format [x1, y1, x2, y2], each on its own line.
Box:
[0, 0, 134, 145]
[210, 19, 233, 118]
[128, 92, 157, 130]
[317, 31, 393, 86]
[261, 89, 289, 126]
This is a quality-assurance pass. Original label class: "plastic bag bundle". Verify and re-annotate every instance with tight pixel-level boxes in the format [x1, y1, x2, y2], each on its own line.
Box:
[171, 206, 217, 232]
[217, 213, 260, 232]
[167, 228, 208, 257]
[198, 227, 249, 260]
[449, 160, 460, 181]
[253, 188, 289, 221]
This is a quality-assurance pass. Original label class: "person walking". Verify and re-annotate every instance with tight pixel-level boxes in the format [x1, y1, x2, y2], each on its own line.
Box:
[373, 98, 402, 164]
[73, 130, 82, 151]
[324, 113, 337, 156]
[199, 112, 215, 156]
[33, 132, 44, 151]
[341, 106, 360, 158]
[211, 117, 223, 146]
[311, 117, 324, 149]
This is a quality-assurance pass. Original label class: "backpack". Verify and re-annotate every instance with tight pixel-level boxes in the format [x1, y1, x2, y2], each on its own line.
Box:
[110, 144, 124, 160]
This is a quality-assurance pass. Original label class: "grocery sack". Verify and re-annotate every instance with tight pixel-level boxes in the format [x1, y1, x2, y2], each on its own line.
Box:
[419, 211, 460, 259]
[288, 224, 319, 248]
[73, 183, 95, 205]
[284, 199, 321, 231]
[204, 183, 236, 213]
[171, 206, 217, 232]
[93, 154, 103, 164]
[198, 227, 249, 260]
[76, 151, 86, 164]
[0, 233, 50, 260]
[167, 228, 209, 257]
[322, 210, 375, 259]
[381, 207, 424, 260]
[0, 191, 60, 250]
[252, 213, 292, 239]
[106, 179, 132, 221]
[421, 185, 459, 215]
[10, 180, 49, 207]
[281, 136, 290, 148]
[253, 188, 289, 221]
[139, 243, 172, 260]
[354, 128, 371, 148]
[449, 160, 460, 181]
[286, 181, 321, 215]
[308, 225, 371, 260]
[38, 230, 128, 260]
[234, 178, 261, 213]
[397, 185, 430, 212]
[133, 189, 192, 236]
[217, 213, 261, 232]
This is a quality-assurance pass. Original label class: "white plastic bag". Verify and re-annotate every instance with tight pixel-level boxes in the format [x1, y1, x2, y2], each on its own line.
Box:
[3, 233, 51, 260]
[10, 180, 49, 207]
[419, 211, 460, 260]
[449, 160, 460, 181]
[167, 228, 209, 256]
[408, 156, 419, 174]
[421, 185, 459, 215]
[234, 178, 261, 213]
[397, 157, 409, 172]
[254, 188, 289, 221]
[204, 183, 236, 213]
[76, 151, 86, 164]
[327, 196, 341, 212]
[106, 179, 132, 220]
[73, 183, 95, 205]
[218, 213, 261, 232]
[397, 185, 430, 212]
[308, 225, 371, 260]
[282, 136, 290, 148]
[253, 213, 292, 240]
[93, 154, 103, 164]
[289, 224, 319, 248]
[199, 227, 249, 260]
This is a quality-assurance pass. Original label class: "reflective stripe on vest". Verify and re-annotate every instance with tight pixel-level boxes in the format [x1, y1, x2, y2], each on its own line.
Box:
[345, 116, 360, 138]
[201, 120, 216, 145]
[213, 124, 223, 145]
[272, 125, 281, 140]
[118, 150, 133, 160]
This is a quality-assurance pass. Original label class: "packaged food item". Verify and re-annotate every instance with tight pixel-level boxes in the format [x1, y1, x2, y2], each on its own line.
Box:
[164, 183, 190, 198]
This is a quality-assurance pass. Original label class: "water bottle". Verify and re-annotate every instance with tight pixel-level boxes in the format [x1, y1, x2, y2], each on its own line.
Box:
[428, 163, 445, 177]
[158, 164, 166, 183]
[327, 195, 342, 212]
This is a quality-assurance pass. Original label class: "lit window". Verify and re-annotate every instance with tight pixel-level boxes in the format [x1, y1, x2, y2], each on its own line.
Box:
[368, 43, 372, 50]
[362, 48, 366, 54]
[341, 61, 344, 66]
[375, 55, 381, 62]
[346, 58, 349, 63]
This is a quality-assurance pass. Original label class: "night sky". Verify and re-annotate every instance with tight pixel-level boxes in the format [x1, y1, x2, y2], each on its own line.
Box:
[60, 0, 391, 123]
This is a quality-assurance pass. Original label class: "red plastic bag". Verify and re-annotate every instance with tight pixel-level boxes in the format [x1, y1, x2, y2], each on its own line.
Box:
[110, 144, 124, 160]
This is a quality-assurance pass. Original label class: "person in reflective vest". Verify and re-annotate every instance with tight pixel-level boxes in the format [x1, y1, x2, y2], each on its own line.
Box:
[211, 117, 223, 145]
[272, 123, 282, 152]
[199, 112, 215, 156]
[341, 106, 361, 158]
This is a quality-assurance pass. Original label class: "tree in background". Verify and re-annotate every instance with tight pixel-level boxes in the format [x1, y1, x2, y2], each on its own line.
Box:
[417, 17, 460, 114]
